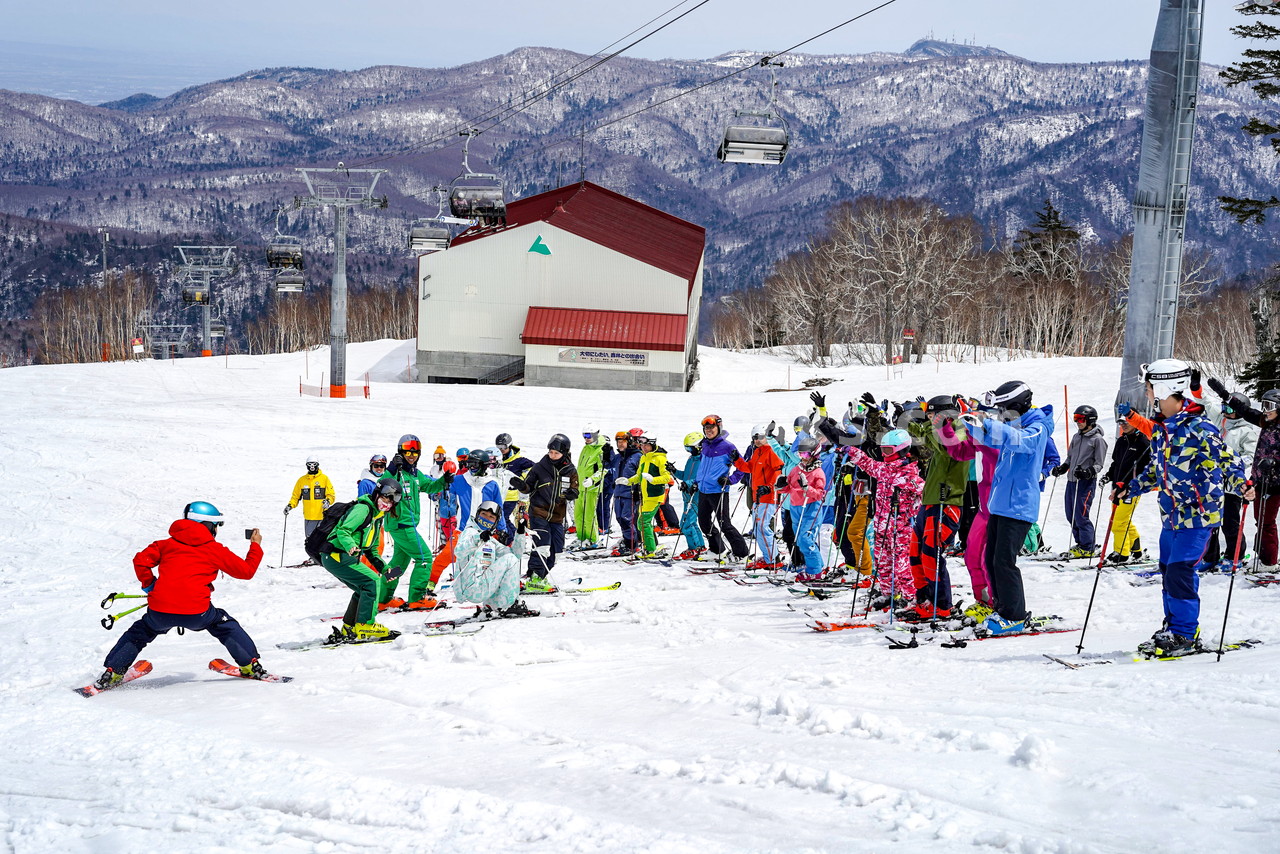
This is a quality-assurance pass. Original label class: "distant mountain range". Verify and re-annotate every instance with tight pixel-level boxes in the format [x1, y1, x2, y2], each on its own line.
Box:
[1, 39, 1276, 334]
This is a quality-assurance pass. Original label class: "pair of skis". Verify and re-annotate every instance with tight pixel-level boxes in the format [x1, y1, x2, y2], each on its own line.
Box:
[74, 659, 291, 696]
[1043, 638, 1264, 668]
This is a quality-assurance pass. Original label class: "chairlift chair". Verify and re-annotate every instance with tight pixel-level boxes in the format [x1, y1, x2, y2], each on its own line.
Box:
[717, 112, 789, 165]
[181, 285, 210, 305]
[448, 130, 507, 227]
[449, 175, 506, 227]
[408, 220, 451, 254]
[274, 269, 305, 294]
[265, 237, 304, 270]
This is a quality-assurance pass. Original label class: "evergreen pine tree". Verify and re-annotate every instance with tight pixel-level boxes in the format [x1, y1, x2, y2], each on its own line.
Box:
[1220, 2, 1280, 396]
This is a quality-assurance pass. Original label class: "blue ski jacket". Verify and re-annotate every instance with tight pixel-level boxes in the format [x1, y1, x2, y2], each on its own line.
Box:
[1128, 404, 1246, 530]
[968, 406, 1054, 523]
[613, 447, 641, 497]
[697, 432, 743, 495]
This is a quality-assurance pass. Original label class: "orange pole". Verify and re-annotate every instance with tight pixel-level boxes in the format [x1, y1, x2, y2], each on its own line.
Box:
[1063, 384, 1071, 454]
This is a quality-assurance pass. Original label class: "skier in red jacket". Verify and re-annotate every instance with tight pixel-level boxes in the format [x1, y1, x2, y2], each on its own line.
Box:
[90, 501, 270, 689]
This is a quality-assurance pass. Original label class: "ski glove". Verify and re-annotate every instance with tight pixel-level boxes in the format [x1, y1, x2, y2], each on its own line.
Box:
[479, 529, 492, 542]
[564, 488, 579, 501]
[616, 476, 630, 485]
[810, 391, 826, 409]
[1073, 466, 1095, 480]
[756, 485, 769, 499]
[1208, 377, 1230, 400]
[322, 499, 331, 510]
[717, 475, 730, 487]
[439, 471, 454, 487]
[1115, 402, 1132, 418]
[642, 472, 654, 482]
[1051, 464, 1069, 477]
[509, 477, 527, 492]
[860, 392, 877, 409]
[141, 582, 154, 594]
[283, 504, 292, 515]
[728, 449, 740, 463]
[390, 453, 407, 473]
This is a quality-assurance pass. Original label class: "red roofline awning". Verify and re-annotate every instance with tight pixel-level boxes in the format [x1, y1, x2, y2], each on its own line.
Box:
[521, 306, 686, 352]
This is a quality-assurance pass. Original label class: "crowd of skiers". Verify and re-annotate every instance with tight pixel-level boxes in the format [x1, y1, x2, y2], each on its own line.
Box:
[86, 358, 1280, 689]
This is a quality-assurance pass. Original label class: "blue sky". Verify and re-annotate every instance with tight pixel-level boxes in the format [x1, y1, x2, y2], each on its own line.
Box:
[5, 0, 1252, 74]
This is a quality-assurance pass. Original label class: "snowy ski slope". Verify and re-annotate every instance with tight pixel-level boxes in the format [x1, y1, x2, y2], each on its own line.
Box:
[1, 340, 1277, 853]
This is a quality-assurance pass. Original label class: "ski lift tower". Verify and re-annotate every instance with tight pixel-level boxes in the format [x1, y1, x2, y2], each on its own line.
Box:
[175, 245, 235, 357]
[294, 165, 388, 398]
[1117, 0, 1204, 409]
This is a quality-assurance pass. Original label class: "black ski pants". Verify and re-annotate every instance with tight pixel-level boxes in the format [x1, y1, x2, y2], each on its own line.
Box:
[527, 516, 565, 579]
[984, 514, 1032, 621]
[697, 489, 749, 558]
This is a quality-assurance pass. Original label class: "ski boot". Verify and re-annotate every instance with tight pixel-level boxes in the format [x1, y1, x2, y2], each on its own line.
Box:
[1137, 629, 1200, 659]
[403, 596, 441, 611]
[500, 599, 536, 618]
[962, 601, 994, 624]
[610, 546, 635, 558]
[378, 597, 406, 612]
[896, 601, 951, 623]
[352, 622, 399, 641]
[980, 613, 1026, 636]
[238, 658, 269, 680]
[523, 575, 554, 594]
[1104, 552, 1129, 565]
[92, 668, 124, 691]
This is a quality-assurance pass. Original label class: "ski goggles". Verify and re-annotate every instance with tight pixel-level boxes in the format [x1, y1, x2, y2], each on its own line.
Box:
[370, 461, 387, 470]
[701, 415, 721, 428]
[399, 439, 422, 453]
[1073, 413, 1089, 423]
[1263, 400, 1279, 413]
[982, 382, 1029, 408]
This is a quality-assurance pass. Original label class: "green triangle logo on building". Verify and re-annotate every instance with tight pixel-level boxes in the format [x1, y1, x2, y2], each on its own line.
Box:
[528, 235, 551, 256]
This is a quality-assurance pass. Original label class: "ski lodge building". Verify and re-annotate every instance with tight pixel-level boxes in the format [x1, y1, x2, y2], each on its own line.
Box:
[414, 181, 705, 392]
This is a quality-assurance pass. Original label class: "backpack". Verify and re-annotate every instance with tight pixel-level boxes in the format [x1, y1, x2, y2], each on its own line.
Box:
[304, 500, 369, 563]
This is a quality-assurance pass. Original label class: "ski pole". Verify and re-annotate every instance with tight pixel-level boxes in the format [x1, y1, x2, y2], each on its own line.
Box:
[1088, 478, 1105, 554]
[1039, 474, 1059, 553]
[932, 486, 949, 630]
[280, 511, 288, 568]
[1075, 484, 1122, 654]
[100, 592, 145, 609]
[887, 493, 898, 626]
[1217, 489, 1253, 662]
[101, 603, 146, 630]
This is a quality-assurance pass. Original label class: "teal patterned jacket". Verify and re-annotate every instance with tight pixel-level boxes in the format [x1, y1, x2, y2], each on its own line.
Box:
[1128, 404, 1247, 530]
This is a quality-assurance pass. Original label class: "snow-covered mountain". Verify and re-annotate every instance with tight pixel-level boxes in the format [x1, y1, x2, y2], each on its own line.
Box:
[0, 42, 1276, 317]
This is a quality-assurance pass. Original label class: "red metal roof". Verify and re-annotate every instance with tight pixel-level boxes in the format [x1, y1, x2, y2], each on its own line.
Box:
[450, 181, 705, 294]
[521, 307, 686, 352]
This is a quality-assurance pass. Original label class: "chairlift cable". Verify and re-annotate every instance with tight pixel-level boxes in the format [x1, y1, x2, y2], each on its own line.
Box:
[513, 0, 901, 160]
[347, 0, 712, 173]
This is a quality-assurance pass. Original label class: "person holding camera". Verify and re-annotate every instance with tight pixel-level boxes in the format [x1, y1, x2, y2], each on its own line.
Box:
[88, 501, 271, 690]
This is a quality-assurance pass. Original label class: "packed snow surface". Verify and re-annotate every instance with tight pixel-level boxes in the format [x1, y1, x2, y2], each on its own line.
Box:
[2, 341, 1277, 853]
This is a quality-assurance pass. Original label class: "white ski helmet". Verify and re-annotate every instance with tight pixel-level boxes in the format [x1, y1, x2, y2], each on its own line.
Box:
[1141, 359, 1193, 400]
[751, 424, 768, 440]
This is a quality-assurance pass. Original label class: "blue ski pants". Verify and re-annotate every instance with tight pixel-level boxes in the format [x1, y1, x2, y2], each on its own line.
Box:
[1159, 526, 1212, 638]
[752, 502, 777, 562]
[789, 502, 823, 574]
[680, 490, 705, 550]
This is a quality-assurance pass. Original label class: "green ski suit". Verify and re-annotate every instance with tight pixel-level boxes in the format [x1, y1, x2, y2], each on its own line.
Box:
[380, 463, 449, 603]
[574, 436, 606, 543]
[319, 495, 390, 626]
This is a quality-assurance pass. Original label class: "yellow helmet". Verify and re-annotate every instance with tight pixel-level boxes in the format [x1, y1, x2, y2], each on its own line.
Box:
[683, 432, 703, 449]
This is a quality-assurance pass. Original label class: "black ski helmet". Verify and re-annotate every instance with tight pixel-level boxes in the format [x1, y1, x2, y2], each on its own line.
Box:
[548, 433, 571, 454]
[796, 435, 819, 456]
[467, 448, 492, 473]
[985, 380, 1033, 415]
[374, 479, 404, 504]
[926, 394, 958, 415]
[1073, 404, 1098, 426]
[495, 433, 513, 448]
[398, 434, 422, 454]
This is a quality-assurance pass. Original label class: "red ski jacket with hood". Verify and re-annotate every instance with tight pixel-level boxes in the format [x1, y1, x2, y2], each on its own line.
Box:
[133, 519, 263, 614]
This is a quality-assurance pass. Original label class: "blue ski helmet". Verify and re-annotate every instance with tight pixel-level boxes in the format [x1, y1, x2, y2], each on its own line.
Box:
[184, 501, 224, 525]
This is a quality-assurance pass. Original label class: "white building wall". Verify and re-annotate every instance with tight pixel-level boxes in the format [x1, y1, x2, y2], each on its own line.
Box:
[417, 222, 692, 357]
